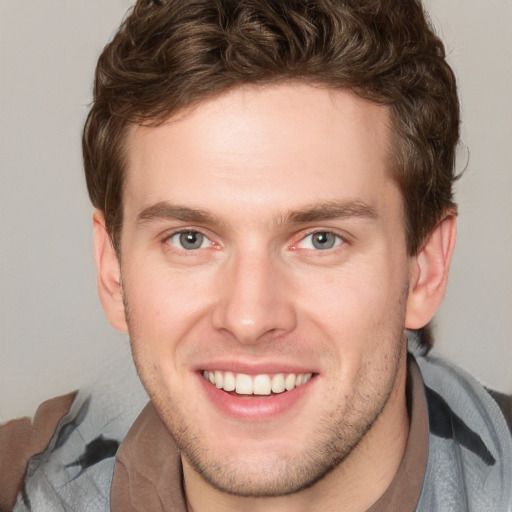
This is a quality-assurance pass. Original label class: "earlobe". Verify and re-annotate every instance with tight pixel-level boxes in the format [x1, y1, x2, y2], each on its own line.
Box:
[405, 214, 457, 329]
[93, 209, 128, 333]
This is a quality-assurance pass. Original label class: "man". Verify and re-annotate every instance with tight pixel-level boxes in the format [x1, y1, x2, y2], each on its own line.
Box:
[1, 0, 511, 510]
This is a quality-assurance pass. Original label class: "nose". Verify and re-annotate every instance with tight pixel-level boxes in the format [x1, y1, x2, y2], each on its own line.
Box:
[211, 250, 297, 344]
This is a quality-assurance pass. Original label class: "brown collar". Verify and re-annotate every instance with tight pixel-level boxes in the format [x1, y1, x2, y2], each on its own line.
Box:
[367, 357, 429, 512]
[111, 358, 428, 512]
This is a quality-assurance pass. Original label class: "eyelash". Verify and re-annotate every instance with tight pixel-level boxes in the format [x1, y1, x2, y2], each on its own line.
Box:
[292, 231, 346, 251]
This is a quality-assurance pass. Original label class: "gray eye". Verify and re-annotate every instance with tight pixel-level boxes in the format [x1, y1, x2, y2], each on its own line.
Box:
[311, 232, 337, 250]
[295, 231, 343, 251]
[166, 231, 213, 251]
[179, 232, 204, 250]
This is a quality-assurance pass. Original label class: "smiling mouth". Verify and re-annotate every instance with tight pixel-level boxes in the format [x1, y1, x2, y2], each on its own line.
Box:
[201, 370, 314, 396]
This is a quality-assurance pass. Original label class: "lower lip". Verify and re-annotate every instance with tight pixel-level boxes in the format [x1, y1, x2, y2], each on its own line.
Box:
[197, 373, 315, 421]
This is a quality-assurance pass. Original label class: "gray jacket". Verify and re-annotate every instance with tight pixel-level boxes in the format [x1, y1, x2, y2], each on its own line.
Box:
[13, 347, 512, 512]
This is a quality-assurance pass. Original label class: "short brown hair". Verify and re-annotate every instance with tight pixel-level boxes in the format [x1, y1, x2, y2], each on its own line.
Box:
[83, 0, 459, 259]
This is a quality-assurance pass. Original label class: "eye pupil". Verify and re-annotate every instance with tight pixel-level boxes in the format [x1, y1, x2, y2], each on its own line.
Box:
[179, 232, 204, 250]
[312, 232, 336, 250]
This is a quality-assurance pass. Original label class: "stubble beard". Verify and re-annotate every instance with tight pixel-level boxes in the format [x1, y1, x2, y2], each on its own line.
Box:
[130, 339, 406, 499]
[180, 339, 405, 498]
[124, 288, 408, 498]
[180, 378, 400, 498]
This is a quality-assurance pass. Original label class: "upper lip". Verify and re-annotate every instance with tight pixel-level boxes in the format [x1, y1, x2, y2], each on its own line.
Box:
[192, 359, 318, 375]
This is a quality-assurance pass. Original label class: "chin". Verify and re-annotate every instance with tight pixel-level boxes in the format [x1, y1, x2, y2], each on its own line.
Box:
[176, 400, 384, 498]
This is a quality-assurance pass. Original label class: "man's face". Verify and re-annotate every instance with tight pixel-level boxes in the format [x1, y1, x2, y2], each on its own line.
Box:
[119, 83, 415, 496]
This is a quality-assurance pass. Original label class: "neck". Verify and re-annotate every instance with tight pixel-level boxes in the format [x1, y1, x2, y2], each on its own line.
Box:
[183, 359, 410, 512]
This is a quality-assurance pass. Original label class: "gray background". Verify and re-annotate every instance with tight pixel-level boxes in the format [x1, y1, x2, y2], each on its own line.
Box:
[1, 0, 511, 422]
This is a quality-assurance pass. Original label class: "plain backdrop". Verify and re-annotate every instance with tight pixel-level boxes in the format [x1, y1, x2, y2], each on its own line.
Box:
[1, 0, 511, 422]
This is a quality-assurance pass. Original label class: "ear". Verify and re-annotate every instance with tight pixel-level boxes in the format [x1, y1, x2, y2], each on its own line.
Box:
[405, 214, 457, 329]
[93, 209, 128, 333]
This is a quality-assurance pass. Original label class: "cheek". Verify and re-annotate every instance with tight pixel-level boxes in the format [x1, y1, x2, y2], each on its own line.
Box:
[296, 258, 408, 351]
[122, 260, 217, 357]
[300, 262, 391, 315]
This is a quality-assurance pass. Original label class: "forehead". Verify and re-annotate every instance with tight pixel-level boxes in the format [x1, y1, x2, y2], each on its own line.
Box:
[123, 83, 397, 224]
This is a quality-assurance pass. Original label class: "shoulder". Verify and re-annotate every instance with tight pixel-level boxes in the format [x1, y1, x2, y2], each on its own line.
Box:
[2, 370, 148, 511]
[412, 349, 512, 512]
[0, 392, 76, 512]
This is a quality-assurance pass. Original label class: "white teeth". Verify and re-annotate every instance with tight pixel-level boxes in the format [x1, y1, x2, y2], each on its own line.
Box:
[214, 370, 223, 389]
[235, 374, 253, 395]
[271, 374, 285, 393]
[223, 372, 236, 391]
[285, 373, 296, 391]
[202, 370, 313, 395]
[253, 374, 271, 395]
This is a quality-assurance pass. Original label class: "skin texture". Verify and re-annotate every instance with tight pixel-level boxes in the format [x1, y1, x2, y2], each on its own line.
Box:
[94, 83, 456, 512]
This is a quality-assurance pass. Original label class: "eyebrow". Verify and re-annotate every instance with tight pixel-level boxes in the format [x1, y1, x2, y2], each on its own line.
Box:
[137, 202, 223, 226]
[136, 200, 378, 227]
[285, 200, 378, 224]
